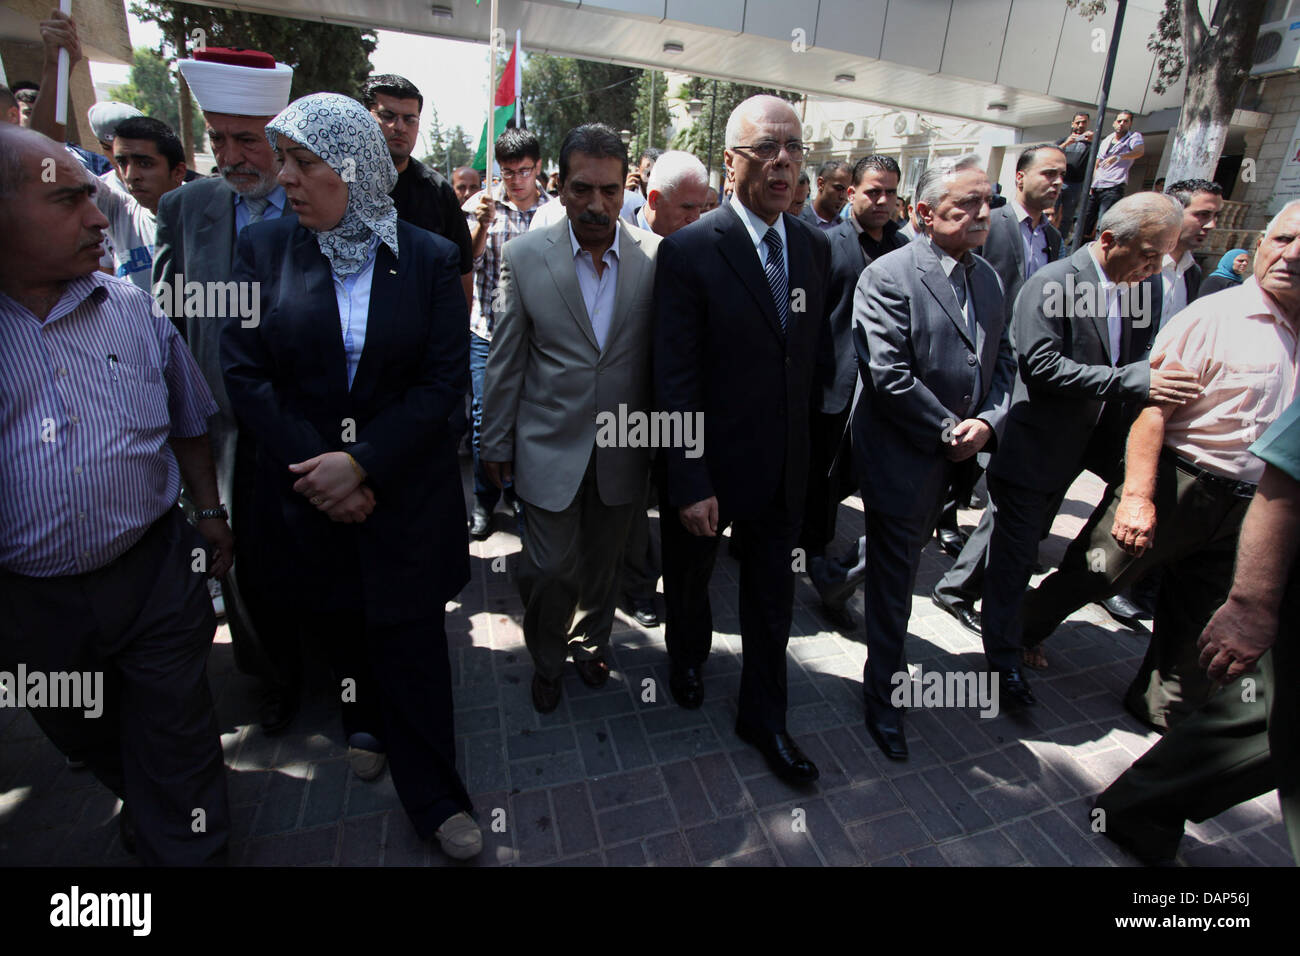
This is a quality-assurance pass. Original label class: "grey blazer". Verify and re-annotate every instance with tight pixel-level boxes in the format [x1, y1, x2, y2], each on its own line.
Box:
[481, 219, 661, 512]
[989, 244, 1152, 493]
[978, 202, 1062, 322]
[850, 236, 1014, 519]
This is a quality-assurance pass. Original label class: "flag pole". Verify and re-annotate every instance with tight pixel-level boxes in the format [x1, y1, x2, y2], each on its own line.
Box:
[55, 0, 71, 126]
[486, 0, 499, 196]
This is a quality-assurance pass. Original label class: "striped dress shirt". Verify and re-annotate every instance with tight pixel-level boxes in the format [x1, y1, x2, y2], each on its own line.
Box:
[0, 273, 217, 577]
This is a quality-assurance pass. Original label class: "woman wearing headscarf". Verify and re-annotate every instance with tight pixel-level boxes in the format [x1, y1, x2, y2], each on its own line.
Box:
[221, 92, 480, 859]
[1199, 248, 1251, 296]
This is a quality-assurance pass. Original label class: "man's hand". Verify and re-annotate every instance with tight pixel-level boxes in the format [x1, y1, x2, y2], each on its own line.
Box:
[679, 497, 719, 537]
[944, 418, 991, 462]
[1197, 595, 1277, 683]
[197, 518, 234, 578]
[1111, 492, 1156, 556]
[474, 194, 496, 225]
[40, 9, 81, 68]
[1100, 155, 1118, 169]
[1148, 369, 1201, 405]
[483, 460, 513, 490]
[290, 452, 363, 510]
[325, 485, 376, 524]
[625, 170, 643, 193]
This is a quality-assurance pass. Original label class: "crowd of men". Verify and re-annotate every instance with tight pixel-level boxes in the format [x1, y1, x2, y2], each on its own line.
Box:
[0, 8, 1296, 867]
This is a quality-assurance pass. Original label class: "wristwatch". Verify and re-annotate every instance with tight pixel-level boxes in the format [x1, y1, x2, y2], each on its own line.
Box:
[195, 506, 229, 521]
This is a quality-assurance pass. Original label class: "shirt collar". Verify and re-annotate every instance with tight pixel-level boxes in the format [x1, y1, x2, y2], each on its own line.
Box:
[730, 193, 786, 251]
[928, 237, 973, 277]
[1010, 197, 1042, 230]
[635, 206, 651, 232]
[491, 183, 547, 213]
[569, 218, 622, 262]
[1238, 275, 1300, 338]
[1162, 249, 1195, 276]
[236, 184, 287, 213]
[1086, 243, 1117, 292]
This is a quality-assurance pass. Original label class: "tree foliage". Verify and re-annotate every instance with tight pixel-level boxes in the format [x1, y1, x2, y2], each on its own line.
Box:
[629, 69, 671, 160]
[520, 55, 642, 168]
[109, 47, 205, 145]
[670, 78, 802, 175]
[129, 1, 377, 101]
[420, 105, 475, 176]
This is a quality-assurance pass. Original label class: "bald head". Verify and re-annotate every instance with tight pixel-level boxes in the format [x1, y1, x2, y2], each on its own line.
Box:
[0, 124, 109, 287]
[724, 95, 803, 225]
[1093, 191, 1182, 284]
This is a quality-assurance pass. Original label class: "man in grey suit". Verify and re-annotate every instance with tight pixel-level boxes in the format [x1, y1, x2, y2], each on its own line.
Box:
[932, 145, 1065, 610]
[151, 47, 298, 733]
[481, 124, 661, 713]
[852, 155, 1015, 760]
[975, 193, 1200, 692]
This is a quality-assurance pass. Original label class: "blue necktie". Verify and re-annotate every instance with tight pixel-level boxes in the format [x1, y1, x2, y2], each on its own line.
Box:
[763, 227, 789, 334]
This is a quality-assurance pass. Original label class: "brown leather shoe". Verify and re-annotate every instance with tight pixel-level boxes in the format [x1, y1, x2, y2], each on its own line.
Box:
[531, 672, 562, 713]
[573, 656, 610, 688]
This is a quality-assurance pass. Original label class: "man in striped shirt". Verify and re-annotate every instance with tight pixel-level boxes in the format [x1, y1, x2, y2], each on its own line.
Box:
[0, 125, 231, 865]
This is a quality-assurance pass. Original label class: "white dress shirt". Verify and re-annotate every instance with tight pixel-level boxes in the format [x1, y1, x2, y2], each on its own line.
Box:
[331, 235, 381, 389]
[730, 193, 789, 277]
[569, 219, 621, 350]
[1158, 249, 1196, 329]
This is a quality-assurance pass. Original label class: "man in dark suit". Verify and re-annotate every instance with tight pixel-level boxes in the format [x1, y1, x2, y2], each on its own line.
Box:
[975, 193, 1199, 699]
[655, 95, 832, 783]
[931, 145, 1064, 613]
[152, 47, 298, 733]
[852, 155, 1015, 760]
[802, 154, 910, 628]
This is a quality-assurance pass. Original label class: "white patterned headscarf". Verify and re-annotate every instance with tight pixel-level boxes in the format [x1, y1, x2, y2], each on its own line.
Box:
[266, 92, 399, 276]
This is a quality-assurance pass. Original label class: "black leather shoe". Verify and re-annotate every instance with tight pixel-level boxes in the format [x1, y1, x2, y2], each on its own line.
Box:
[863, 696, 908, 760]
[816, 601, 856, 632]
[573, 656, 610, 688]
[1093, 801, 1181, 866]
[531, 672, 562, 713]
[628, 597, 659, 628]
[735, 723, 819, 784]
[1102, 592, 1147, 628]
[118, 803, 137, 856]
[258, 686, 299, 736]
[999, 666, 1037, 709]
[468, 504, 492, 540]
[931, 589, 982, 635]
[669, 665, 704, 709]
[935, 527, 968, 559]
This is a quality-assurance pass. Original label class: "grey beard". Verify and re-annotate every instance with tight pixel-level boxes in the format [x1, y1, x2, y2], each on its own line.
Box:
[220, 167, 278, 198]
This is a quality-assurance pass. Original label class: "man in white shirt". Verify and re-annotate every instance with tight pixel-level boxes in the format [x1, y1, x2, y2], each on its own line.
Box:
[1147, 179, 1223, 334]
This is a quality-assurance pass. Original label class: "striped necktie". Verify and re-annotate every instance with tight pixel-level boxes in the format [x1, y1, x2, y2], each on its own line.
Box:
[244, 196, 270, 224]
[763, 227, 789, 333]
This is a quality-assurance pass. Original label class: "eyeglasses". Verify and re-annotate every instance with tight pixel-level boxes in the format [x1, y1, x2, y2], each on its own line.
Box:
[373, 108, 420, 128]
[499, 165, 537, 181]
[729, 140, 807, 162]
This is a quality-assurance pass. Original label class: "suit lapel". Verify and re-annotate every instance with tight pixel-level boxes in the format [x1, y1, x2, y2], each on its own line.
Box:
[917, 241, 976, 349]
[196, 185, 235, 281]
[291, 229, 350, 403]
[1000, 206, 1027, 280]
[1073, 246, 1113, 363]
[349, 242, 399, 401]
[543, 224, 600, 354]
[717, 205, 784, 342]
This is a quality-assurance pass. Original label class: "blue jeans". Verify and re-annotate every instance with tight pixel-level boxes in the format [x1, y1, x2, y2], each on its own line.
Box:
[470, 331, 511, 511]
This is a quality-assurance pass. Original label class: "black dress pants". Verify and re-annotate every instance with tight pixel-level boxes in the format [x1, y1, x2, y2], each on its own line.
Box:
[0, 508, 230, 865]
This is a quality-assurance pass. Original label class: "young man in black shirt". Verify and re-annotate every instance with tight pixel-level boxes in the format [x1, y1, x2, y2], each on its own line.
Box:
[364, 74, 474, 308]
[1055, 111, 1093, 241]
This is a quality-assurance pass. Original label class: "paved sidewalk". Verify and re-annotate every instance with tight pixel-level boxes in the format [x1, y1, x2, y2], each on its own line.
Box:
[0, 467, 1288, 867]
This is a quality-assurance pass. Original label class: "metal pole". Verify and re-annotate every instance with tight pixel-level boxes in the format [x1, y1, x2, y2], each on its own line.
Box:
[706, 79, 718, 183]
[486, 0, 499, 191]
[1070, 0, 1128, 251]
[649, 70, 656, 150]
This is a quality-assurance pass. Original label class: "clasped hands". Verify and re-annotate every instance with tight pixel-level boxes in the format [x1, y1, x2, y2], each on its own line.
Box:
[290, 452, 375, 523]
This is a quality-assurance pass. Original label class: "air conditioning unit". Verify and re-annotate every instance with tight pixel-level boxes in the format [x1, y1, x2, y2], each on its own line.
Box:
[1252, 0, 1300, 76]
[892, 112, 922, 137]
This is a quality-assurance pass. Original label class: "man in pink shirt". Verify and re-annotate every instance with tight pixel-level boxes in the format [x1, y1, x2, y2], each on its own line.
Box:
[1022, 199, 1300, 730]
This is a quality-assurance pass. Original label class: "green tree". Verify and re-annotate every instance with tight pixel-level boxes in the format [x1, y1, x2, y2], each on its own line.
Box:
[629, 68, 671, 160]
[110, 47, 205, 148]
[520, 54, 642, 169]
[671, 78, 802, 179]
[420, 106, 474, 176]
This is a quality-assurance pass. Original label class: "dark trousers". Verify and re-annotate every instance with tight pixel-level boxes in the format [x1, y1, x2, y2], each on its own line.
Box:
[799, 406, 852, 556]
[981, 476, 1068, 673]
[517, 456, 641, 679]
[620, 481, 660, 602]
[0, 508, 229, 865]
[1021, 455, 1249, 729]
[660, 490, 801, 734]
[861, 497, 946, 706]
[1096, 565, 1300, 862]
[1058, 181, 1083, 238]
[1082, 184, 1126, 238]
[309, 607, 470, 838]
[935, 457, 982, 538]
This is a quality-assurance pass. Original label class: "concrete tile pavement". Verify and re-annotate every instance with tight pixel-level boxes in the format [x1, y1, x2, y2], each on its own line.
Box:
[0, 468, 1286, 867]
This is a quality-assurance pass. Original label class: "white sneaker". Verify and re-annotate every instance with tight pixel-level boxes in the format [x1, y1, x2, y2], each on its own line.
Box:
[434, 811, 483, 859]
